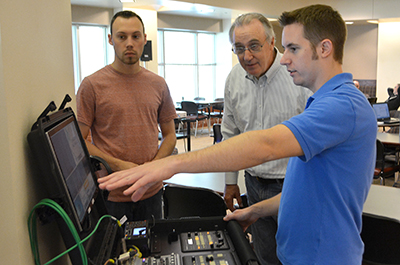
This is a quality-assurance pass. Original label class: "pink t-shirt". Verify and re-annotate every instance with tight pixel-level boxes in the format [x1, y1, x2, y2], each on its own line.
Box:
[77, 65, 176, 201]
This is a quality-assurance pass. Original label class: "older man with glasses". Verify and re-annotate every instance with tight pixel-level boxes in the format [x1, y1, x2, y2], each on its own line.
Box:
[222, 13, 312, 264]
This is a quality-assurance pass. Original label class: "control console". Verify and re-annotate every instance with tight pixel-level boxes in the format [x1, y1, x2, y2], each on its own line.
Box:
[122, 217, 258, 265]
[181, 230, 228, 252]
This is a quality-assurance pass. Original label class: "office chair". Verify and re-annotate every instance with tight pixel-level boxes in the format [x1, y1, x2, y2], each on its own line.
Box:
[208, 98, 224, 125]
[368, 97, 377, 104]
[374, 139, 400, 185]
[163, 184, 227, 219]
[181, 101, 209, 136]
[361, 213, 400, 264]
[193, 96, 208, 115]
[212, 123, 223, 144]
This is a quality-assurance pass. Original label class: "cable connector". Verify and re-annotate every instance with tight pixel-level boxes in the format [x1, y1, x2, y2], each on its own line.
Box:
[117, 248, 138, 262]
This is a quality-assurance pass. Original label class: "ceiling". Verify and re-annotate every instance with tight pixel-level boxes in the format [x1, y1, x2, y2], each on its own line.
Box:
[70, 0, 400, 24]
[70, 0, 236, 19]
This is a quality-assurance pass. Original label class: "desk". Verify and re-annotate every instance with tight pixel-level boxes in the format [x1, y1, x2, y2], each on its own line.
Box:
[378, 121, 399, 132]
[376, 132, 400, 184]
[176, 99, 224, 110]
[165, 172, 225, 194]
[166, 174, 397, 218]
[377, 132, 400, 146]
[192, 99, 224, 130]
[176, 100, 223, 109]
[362, 185, 400, 264]
[165, 171, 246, 195]
[192, 98, 224, 105]
[363, 184, 400, 220]
[167, 174, 399, 219]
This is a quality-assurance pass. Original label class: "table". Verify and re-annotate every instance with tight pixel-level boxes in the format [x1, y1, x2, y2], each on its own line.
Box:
[376, 132, 400, 184]
[176, 99, 223, 109]
[193, 99, 223, 105]
[363, 184, 400, 220]
[166, 173, 400, 220]
[377, 132, 400, 146]
[166, 173, 397, 217]
[164, 171, 247, 195]
[176, 99, 224, 109]
[378, 121, 399, 132]
[192, 99, 224, 130]
[362, 185, 400, 264]
[180, 117, 194, 151]
[165, 172, 225, 194]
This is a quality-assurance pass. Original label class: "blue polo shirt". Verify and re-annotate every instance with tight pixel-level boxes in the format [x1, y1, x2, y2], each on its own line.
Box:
[278, 73, 377, 264]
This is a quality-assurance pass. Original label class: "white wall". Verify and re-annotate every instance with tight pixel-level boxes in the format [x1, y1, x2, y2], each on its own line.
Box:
[343, 24, 378, 81]
[71, 5, 114, 25]
[376, 22, 400, 102]
[158, 13, 223, 32]
[0, 0, 75, 263]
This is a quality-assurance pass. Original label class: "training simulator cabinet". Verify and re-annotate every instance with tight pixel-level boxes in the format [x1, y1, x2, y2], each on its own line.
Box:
[26, 97, 257, 265]
[125, 217, 258, 265]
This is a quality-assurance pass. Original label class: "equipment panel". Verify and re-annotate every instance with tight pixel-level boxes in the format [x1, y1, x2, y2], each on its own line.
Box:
[181, 230, 229, 252]
[123, 217, 258, 265]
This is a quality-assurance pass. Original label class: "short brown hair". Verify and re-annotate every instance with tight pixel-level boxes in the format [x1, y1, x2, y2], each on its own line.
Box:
[110, 10, 145, 35]
[279, 5, 347, 64]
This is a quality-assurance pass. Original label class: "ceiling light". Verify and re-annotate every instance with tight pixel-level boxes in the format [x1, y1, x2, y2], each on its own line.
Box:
[346, 21, 354, 25]
[198, 8, 215, 13]
[367, 20, 379, 24]
[194, 4, 215, 13]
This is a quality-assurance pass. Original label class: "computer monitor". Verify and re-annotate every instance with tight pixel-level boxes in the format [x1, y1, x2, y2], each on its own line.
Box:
[46, 115, 97, 226]
[372, 103, 390, 121]
[28, 108, 98, 232]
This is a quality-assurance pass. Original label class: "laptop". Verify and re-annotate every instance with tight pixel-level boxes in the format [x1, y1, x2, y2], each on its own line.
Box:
[372, 103, 400, 124]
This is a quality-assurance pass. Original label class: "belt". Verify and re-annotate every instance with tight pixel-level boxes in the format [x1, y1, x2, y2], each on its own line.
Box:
[245, 171, 284, 185]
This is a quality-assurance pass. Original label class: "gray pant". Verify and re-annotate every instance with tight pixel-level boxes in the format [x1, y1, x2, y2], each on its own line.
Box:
[245, 172, 283, 265]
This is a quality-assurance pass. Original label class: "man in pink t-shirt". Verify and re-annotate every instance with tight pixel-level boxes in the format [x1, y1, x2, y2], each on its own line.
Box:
[76, 10, 177, 221]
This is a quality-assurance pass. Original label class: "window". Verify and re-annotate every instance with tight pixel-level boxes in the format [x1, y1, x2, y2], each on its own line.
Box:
[158, 30, 216, 103]
[72, 24, 114, 93]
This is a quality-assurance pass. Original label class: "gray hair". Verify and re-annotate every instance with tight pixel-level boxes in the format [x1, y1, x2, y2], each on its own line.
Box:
[229, 13, 275, 44]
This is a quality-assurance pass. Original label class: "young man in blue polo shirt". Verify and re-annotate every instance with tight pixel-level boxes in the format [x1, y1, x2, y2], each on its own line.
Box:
[99, 4, 377, 264]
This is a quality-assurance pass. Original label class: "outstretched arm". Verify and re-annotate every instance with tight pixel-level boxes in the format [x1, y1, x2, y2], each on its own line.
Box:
[98, 124, 303, 202]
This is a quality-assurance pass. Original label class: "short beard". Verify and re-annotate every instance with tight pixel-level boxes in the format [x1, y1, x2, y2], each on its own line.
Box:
[123, 56, 139, 65]
[124, 57, 139, 65]
[116, 53, 139, 65]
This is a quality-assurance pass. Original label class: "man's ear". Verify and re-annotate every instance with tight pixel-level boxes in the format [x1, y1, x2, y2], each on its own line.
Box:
[270, 36, 275, 47]
[320, 39, 333, 58]
[108, 34, 113, 46]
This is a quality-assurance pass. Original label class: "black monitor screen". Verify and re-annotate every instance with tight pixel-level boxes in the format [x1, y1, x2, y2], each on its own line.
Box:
[46, 115, 97, 228]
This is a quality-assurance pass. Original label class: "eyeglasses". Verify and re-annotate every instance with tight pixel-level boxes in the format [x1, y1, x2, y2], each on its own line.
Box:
[232, 39, 268, 55]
